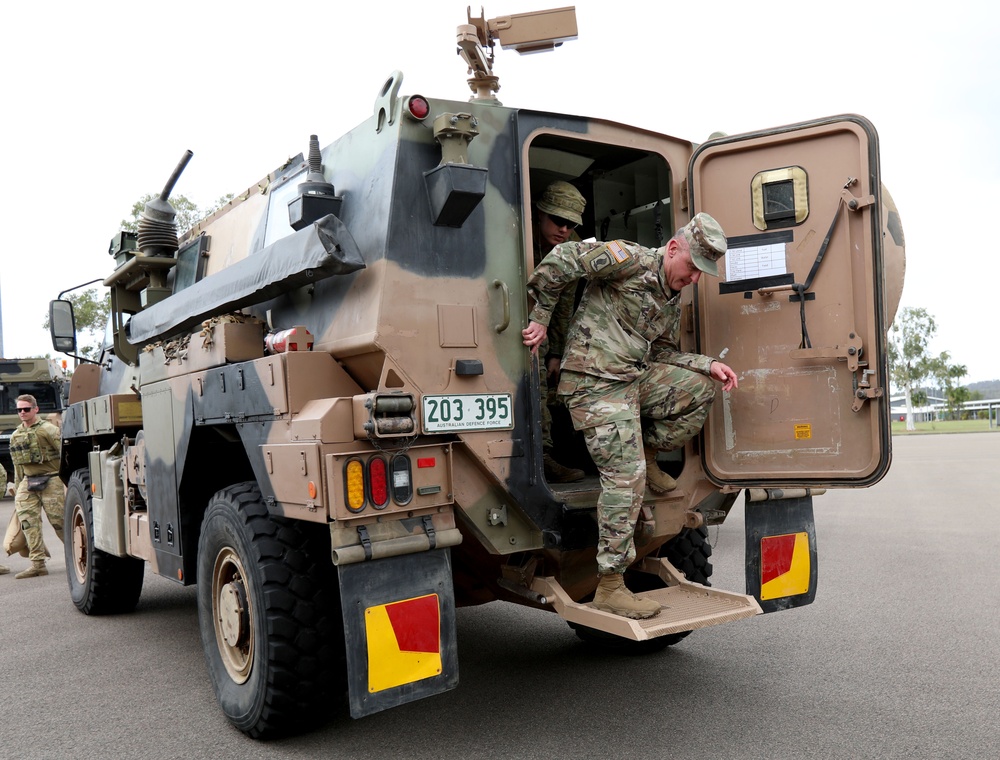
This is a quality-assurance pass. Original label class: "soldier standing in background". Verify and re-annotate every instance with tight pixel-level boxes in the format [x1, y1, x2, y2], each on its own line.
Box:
[522, 213, 738, 619]
[531, 180, 587, 483]
[9, 394, 64, 579]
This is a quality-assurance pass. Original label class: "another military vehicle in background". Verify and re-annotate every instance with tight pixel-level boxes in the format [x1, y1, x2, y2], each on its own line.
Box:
[0, 357, 68, 482]
[48, 5, 905, 739]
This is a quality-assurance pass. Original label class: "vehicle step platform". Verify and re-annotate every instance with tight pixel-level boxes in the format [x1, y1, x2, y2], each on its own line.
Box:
[530, 557, 762, 641]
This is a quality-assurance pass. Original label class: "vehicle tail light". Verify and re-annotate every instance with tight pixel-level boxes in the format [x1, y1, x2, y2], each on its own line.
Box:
[345, 459, 366, 512]
[390, 455, 413, 505]
[368, 457, 389, 509]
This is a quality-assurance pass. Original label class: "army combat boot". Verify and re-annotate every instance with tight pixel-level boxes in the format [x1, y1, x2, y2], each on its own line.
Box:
[591, 573, 661, 619]
[0, 564, 9, 575]
[644, 448, 677, 494]
[15, 561, 48, 579]
[544, 452, 585, 483]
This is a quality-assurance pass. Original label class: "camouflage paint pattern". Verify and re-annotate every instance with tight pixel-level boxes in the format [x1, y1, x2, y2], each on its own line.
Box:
[53, 70, 894, 605]
[38, 10, 902, 736]
[70, 84, 706, 579]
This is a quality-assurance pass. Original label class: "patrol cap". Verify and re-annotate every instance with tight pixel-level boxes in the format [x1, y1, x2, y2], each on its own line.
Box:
[680, 212, 727, 277]
[536, 181, 586, 226]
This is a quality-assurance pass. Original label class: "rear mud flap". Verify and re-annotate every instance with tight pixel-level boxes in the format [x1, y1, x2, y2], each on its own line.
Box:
[531, 559, 761, 641]
[744, 492, 818, 613]
[338, 549, 458, 718]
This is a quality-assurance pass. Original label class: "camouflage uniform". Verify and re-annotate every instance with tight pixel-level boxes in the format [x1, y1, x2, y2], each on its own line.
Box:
[532, 181, 586, 471]
[533, 232, 580, 452]
[527, 216, 726, 574]
[11, 417, 64, 564]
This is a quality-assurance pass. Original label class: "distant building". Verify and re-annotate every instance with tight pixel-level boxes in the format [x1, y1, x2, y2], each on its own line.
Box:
[889, 394, 1000, 426]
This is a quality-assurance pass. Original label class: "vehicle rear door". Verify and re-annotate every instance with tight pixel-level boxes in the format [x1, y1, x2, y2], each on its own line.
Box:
[689, 116, 891, 487]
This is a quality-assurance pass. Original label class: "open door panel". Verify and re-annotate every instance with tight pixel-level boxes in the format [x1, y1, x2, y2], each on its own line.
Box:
[689, 116, 890, 487]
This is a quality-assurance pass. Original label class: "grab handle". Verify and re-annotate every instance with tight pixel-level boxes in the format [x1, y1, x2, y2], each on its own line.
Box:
[492, 279, 510, 333]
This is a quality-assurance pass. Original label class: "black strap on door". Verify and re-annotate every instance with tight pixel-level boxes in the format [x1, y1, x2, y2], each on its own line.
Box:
[792, 196, 845, 349]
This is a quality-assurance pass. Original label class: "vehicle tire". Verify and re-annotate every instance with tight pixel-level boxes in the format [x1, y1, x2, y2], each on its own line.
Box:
[65, 467, 145, 615]
[643, 523, 713, 646]
[197, 482, 344, 739]
[570, 525, 714, 654]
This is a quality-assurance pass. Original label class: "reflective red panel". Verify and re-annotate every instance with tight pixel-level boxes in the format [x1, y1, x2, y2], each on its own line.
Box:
[761, 534, 796, 585]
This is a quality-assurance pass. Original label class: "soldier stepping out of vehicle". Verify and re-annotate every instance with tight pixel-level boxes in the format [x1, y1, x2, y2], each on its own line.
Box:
[523, 213, 738, 619]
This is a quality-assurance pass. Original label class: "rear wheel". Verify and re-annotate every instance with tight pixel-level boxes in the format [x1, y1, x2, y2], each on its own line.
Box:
[65, 468, 145, 615]
[197, 482, 344, 738]
[570, 525, 714, 653]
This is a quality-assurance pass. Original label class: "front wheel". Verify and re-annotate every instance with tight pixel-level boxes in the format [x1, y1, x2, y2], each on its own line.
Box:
[65, 468, 145, 615]
[197, 482, 343, 739]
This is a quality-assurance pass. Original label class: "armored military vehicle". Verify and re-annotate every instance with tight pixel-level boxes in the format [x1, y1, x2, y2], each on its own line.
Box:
[48, 5, 904, 738]
[0, 357, 67, 480]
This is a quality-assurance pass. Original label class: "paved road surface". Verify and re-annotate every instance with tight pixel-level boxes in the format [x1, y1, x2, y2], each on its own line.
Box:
[1, 432, 998, 759]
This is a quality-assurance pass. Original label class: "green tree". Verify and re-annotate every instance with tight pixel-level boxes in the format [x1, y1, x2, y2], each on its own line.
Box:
[887, 307, 947, 431]
[120, 193, 234, 236]
[43, 287, 110, 359]
[933, 357, 970, 421]
[121, 193, 200, 235]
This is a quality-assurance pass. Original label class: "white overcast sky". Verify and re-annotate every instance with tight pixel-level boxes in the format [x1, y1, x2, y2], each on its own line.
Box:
[2, 1, 998, 383]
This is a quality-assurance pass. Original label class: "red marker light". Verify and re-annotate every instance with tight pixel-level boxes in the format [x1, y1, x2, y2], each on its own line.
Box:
[417, 457, 435, 468]
[407, 96, 430, 120]
[369, 457, 389, 509]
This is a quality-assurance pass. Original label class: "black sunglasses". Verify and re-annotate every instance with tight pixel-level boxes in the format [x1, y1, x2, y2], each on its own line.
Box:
[16, 407, 33, 413]
[548, 214, 578, 230]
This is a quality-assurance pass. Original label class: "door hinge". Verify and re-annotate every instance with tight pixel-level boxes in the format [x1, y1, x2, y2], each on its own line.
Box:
[852, 368, 884, 412]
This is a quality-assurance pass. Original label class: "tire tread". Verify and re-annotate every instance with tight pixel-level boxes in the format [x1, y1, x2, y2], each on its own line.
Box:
[198, 482, 342, 739]
[66, 468, 144, 616]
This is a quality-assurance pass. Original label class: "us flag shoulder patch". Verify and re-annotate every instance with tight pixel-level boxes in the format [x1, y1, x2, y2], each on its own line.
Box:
[582, 240, 633, 273]
[606, 240, 631, 263]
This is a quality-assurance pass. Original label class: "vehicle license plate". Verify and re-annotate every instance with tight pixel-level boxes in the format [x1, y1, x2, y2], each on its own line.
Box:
[422, 393, 513, 432]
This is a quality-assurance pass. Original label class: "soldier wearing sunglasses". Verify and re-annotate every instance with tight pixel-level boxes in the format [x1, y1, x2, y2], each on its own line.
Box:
[8, 395, 64, 579]
[531, 181, 588, 483]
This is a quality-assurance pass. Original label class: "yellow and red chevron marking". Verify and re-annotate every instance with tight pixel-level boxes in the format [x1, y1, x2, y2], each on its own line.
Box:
[366, 593, 442, 693]
[760, 532, 810, 600]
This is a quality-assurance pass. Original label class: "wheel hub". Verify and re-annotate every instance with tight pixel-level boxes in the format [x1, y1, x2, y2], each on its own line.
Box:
[211, 547, 254, 684]
[71, 504, 88, 585]
[218, 581, 248, 648]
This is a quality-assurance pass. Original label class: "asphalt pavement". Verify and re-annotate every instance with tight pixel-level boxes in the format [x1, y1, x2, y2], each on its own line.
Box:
[1, 432, 998, 759]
